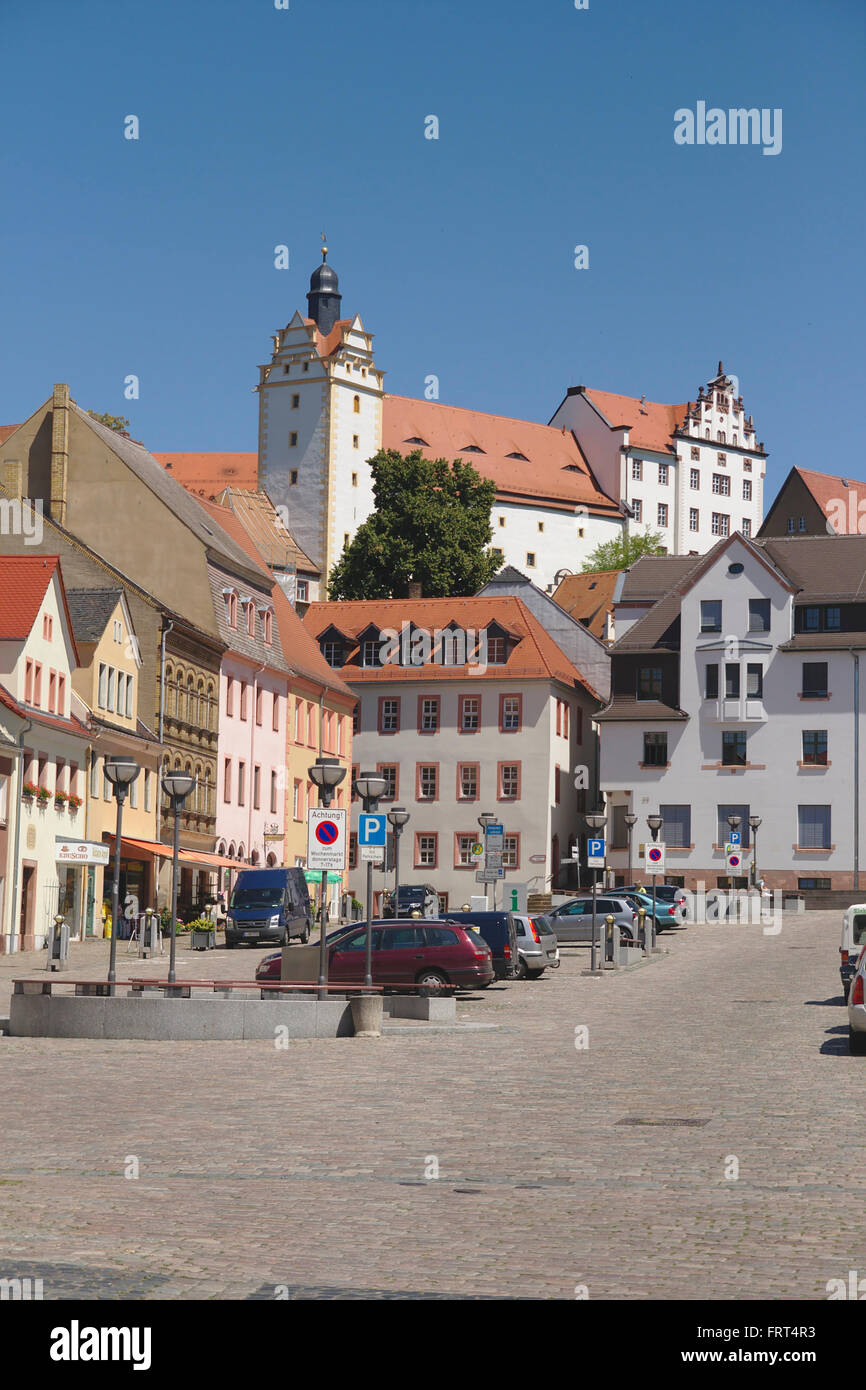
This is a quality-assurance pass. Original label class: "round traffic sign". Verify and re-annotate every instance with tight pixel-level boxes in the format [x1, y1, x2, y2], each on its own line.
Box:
[648, 846, 662, 863]
[728, 853, 740, 869]
[315, 820, 339, 845]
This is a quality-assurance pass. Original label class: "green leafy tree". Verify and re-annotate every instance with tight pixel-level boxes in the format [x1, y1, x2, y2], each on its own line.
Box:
[581, 528, 667, 572]
[327, 449, 500, 599]
[87, 410, 130, 433]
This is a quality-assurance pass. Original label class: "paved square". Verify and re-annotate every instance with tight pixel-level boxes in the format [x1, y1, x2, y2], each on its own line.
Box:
[0, 910, 859, 1300]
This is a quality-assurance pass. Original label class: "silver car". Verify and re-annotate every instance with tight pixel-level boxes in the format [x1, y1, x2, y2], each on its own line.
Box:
[545, 895, 637, 944]
[513, 914, 559, 978]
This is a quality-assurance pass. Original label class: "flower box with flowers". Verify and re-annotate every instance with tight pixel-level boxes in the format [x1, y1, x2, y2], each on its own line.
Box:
[22, 781, 39, 800]
[36, 787, 51, 804]
[68, 794, 83, 811]
[54, 791, 68, 807]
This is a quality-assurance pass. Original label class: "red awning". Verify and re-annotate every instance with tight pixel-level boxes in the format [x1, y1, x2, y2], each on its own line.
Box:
[106, 838, 237, 870]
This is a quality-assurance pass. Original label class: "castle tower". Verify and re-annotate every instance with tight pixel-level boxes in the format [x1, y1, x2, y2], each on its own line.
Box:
[256, 247, 384, 579]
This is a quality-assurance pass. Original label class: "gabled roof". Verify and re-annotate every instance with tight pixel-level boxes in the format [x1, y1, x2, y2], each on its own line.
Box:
[213, 488, 318, 574]
[0, 681, 90, 737]
[381, 396, 621, 515]
[756, 535, 866, 600]
[578, 387, 689, 455]
[65, 588, 124, 644]
[0, 555, 79, 661]
[304, 596, 600, 700]
[73, 408, 266, 582]
[0, 424, 21, 444]
[0, 554, 60, 639]
[552, 570, 621, 640]
[760, 466, 866, 536]
[195, 496, 353, 698]
[153, 451, 257, 495]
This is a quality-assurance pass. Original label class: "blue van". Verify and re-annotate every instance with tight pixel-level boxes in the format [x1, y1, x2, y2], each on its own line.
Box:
[444, 911, 519, 980]
[226, 868, 313, 948]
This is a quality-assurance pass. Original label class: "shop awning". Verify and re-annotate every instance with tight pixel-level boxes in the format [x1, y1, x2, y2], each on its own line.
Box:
[106, 838, 237, 870]
[304, 870, 345, 885]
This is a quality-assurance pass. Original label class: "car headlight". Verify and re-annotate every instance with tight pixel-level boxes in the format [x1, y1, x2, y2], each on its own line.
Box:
[269, 914, 280, 927]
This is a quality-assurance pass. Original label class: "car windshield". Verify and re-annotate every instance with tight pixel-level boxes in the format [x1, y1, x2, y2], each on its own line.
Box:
[231, 888, 282, 909]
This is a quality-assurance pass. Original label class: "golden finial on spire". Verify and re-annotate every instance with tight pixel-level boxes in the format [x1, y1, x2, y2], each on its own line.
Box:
[321, 231, 328, 262]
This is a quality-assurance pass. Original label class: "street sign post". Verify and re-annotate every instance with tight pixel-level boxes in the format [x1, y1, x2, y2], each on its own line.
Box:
[306, 808, 348, 872]
[729, 830, 741, 846]
[476, 867, 505, 882]
[358, 812, 386, 863]
[646, 843, 665, 875]
[483, 822, 505, 907]
[726, 849, 744, 875]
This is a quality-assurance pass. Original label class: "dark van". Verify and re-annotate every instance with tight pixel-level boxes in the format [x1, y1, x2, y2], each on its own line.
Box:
[444, 911, 520, 980]
[383, 884, 438, 918]
[226, 868, 313, 948]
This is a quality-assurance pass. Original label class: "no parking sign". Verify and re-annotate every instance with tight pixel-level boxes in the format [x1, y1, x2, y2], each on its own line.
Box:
[307, 808, 347, 871]
[646, 842, 666, 875]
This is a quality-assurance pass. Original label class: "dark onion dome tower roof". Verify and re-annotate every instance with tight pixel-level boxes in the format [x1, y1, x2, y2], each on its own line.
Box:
[307, 244, 342, 336]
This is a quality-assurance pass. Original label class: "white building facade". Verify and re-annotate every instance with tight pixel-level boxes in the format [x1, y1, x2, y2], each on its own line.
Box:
[598, 534, 866, 895]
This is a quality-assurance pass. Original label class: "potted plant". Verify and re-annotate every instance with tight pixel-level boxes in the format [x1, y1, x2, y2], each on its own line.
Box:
[22, 781, 39, 801]
[36, 786, 51, 805]
[187, 916, 216, 950]
[68, 794, 83, 812]
[54, 790, 68, 808]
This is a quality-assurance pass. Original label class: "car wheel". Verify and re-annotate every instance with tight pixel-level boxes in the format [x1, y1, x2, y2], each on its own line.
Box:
[513, 957, 527, 980]
[226, 939, 236, 950]
[526, 968, 545, 980]
[300, 925, 310, 944]
[416, 969, 448, 993]
[619, 927, 633, 942]
[850, 1028, 866, 1056]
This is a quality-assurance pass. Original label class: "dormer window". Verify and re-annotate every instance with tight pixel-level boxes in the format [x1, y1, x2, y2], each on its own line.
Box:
[262, 610, 273, 645]
[404, 437, 429, 447]
[487, 636, 506, 664]
[361, 639, 379, 667]
[226, 592, 238, 628]
[460, 444, 485, 454]
[506, 451, 529, 461]
[245, 601, 255, 637]
[322, 640, 343, 667]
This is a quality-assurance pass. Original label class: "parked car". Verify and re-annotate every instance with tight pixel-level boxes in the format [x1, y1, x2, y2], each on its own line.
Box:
[847, 946, 866, 1054]
[542, 895, 637, 944]
[256, 919, 493, 991]
[382, 883, 439, 918]
[512, 914, 559, 978]
[621, 888, 680, 933]
[226, 867, 313, 948]
[443, 911, 520, 979]
[839, 903, 866, 1002]
[621, 884, 687, 923]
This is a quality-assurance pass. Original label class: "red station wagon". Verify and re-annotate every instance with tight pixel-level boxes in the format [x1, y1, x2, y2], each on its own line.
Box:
[256, 919, 494, 992]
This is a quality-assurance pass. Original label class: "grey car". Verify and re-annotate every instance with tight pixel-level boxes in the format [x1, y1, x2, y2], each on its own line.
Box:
[545, 895, 637, 944]
[512, 914, 560, 978]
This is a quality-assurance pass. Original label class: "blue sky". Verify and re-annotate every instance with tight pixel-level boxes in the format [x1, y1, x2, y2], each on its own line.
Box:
[1, 0, 864, 504]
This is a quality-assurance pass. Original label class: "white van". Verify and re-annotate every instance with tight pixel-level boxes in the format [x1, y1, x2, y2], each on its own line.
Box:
[839, 904, 866, 1001]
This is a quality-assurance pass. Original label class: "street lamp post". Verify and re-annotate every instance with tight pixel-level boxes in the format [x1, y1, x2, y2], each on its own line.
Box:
[104, 756, 141, 991]
[646, 813, 663, 953]
[354, 771, 387, 988]
[387, 805, 410, 919]
[308, 757, 347, 999]
[624, 812, 637, 886]
[727, 813, 742, 892]
[160, 771, 196, 985]
[749, 814, 762, 889]
[586, 811, 607, 973]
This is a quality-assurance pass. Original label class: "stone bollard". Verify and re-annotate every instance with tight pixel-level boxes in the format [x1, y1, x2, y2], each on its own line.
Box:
[350, 995, 383, 1038]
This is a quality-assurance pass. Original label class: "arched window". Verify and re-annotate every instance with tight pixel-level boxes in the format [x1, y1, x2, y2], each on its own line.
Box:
[204, 768, 212, 816]
[227, 592, 238, 628]
[187, 676, 195, 725]
[705, 429, 710, 439]
[165, 664, 174, 718]
[266, 852, 277, 868]
[206, 683, 215, 730]
[194, 764, 203, 813]
[353, 395, 360, 414]
[238, 842, 246, 863]
[228, 842, 236, 859]
[251, 849, 260, 866]
[263, 610, 273, 646]
[717, 431, 725, 443]
[217, 841, 227, 857]
[197, 680, 204, 727]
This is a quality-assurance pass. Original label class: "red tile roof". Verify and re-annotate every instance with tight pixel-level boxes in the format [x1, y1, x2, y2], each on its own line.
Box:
[552, 569, 621, 641]
[152, 452, 258, 495]
[304, 596, 600, 699]
[581, 388, 688, 454]
[0, 424, 21, 444]
[793, 468, 866, 530]
[381, 396, 621, 514]
[303, 317, 353, 360]
[0, 554, 60, 639]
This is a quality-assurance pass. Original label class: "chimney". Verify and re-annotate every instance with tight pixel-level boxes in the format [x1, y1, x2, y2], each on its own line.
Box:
[408, 582, 423, 599]
[50, 383, 70, 525]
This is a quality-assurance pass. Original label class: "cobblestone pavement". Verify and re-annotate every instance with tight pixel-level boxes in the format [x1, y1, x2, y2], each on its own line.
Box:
[0, 910, 862, 1300]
